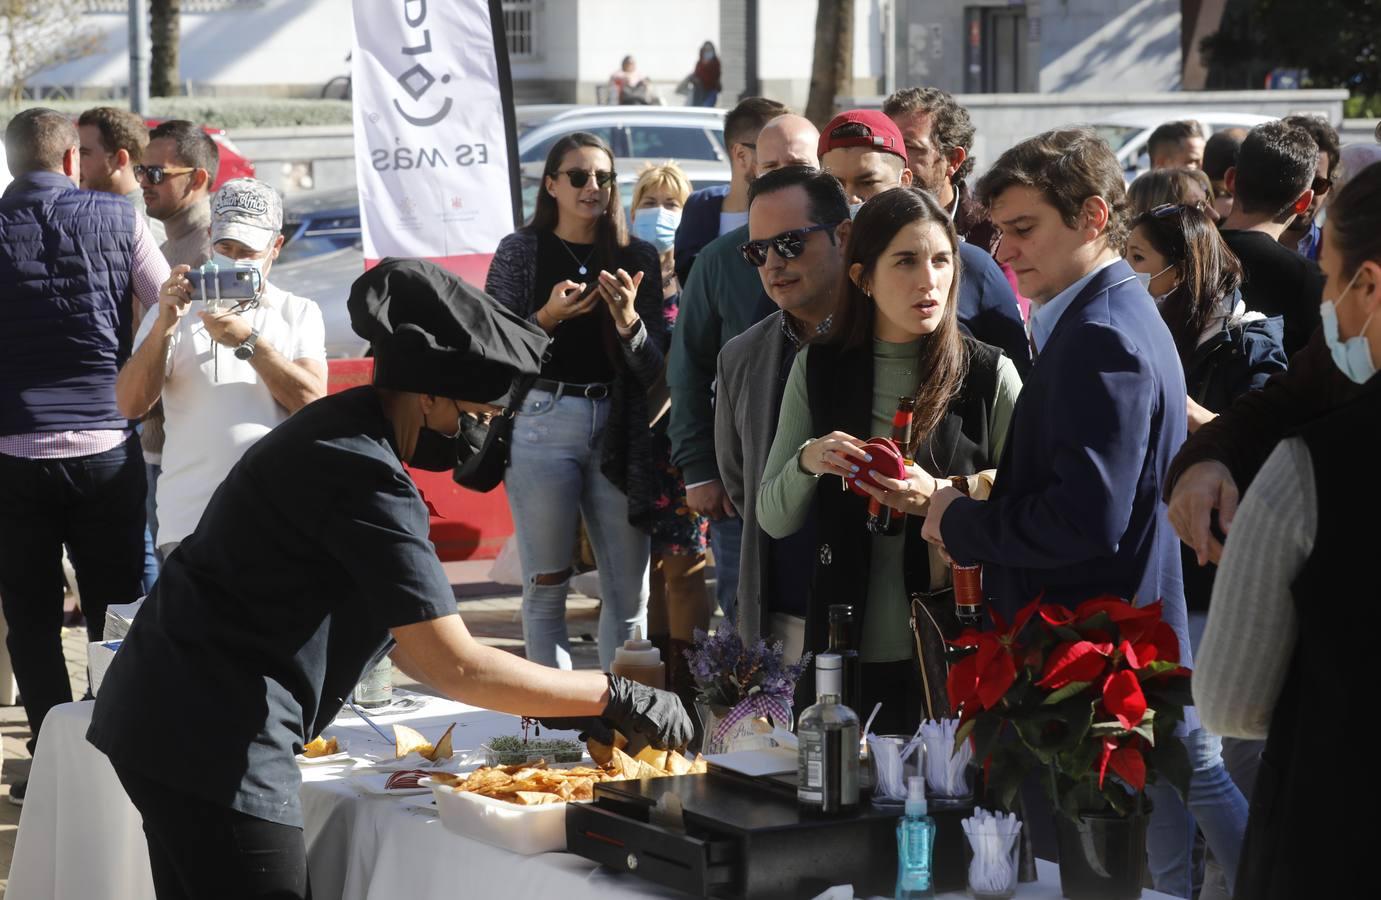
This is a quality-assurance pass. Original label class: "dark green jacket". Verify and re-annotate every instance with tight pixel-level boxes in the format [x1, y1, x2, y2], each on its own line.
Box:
[667, 224, 775, 485]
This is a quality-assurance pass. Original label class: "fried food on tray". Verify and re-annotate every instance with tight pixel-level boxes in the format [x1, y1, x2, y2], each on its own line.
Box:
[301, 736, 339, 758]
[437, 742, 707, 807]
[392, 723, 456, 761]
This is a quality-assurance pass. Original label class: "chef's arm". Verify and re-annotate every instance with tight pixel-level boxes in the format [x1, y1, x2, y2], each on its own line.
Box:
[390, 614, 611, 717]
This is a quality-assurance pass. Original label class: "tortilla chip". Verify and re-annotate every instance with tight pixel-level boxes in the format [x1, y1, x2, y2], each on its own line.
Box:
[612, 730, 629, 752]
[393, 724, 434, 760]
[664, 750, 693, 776]
[609, 747, 641, 779]
[689, 754, 708, 774]
[634, 747, 669, 771]
[429, 723, 456, 761]
[428, 771, 466, 788]
[587, 737, 614, 767]
[634, 759, 665, 780]
[302, 736, 338, 758]
[513, 790, 563, 806]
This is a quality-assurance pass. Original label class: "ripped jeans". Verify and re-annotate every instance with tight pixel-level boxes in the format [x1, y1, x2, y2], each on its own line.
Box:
[504, 388, 650, 671]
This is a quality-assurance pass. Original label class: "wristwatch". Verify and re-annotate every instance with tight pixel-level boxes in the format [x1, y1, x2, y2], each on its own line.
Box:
[234, 329, 260, 361]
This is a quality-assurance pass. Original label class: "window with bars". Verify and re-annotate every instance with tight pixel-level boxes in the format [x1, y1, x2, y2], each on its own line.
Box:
[503, 0, 538, 60]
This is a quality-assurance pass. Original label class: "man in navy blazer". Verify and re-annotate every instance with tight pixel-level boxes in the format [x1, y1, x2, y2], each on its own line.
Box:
[922, 129, 1247, 897]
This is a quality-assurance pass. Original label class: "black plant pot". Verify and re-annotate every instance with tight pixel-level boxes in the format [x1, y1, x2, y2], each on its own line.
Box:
[1054, 808, 1150, 899]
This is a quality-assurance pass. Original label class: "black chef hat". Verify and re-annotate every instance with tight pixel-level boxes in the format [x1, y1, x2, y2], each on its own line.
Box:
[348, 258, 549, 406]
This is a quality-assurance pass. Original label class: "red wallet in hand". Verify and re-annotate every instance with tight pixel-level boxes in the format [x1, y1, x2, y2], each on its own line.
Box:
[843, 436, 908, 497]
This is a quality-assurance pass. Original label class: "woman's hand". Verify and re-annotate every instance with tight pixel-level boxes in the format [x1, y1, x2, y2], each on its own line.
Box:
[1186, 396, 1217, 433]
[853, 462, 941, 516]
[537, 279, 598, 332]
[798, 431, 872, 478]
[597, 268, 643, 333]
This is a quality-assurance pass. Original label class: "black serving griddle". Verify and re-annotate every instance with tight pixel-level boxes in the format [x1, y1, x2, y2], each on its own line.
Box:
[565, 768, 901, 899]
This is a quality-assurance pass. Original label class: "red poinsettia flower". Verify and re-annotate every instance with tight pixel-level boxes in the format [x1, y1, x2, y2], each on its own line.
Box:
[1038, 605, 1077, 627]
[948, 598, 1042, 715]
[1101, 669, 1148, 730]
[1097, 735, 1147, 791]
[1035, 640, 1114, 690]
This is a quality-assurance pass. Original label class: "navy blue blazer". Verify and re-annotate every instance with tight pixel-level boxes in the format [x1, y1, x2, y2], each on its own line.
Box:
[941, 259, 1192, 664]
[957, 242, 1031, 377]
[673, 184, 730, 285]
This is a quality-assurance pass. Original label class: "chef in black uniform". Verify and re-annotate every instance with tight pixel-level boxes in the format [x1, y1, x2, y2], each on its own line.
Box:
[87, 259, 692, 900]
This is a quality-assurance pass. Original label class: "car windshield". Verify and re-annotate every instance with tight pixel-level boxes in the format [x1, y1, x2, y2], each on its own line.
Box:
[1091, 124, 1142, 152]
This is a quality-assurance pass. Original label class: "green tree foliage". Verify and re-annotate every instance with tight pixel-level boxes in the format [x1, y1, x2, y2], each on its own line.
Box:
[1201, 0, 1381, 95]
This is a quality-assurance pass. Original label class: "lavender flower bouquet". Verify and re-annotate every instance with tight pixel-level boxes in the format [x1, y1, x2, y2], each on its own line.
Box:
[685, 628, 811, 753]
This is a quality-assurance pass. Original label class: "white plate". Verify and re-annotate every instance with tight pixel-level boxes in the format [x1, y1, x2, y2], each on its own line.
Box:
[295, 737, 352, 765]
[352, 771, 435, 796]
[356, 750, 471, 772]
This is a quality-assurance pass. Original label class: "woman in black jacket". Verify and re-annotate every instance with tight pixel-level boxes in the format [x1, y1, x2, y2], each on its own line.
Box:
[485, 132, 667, 672]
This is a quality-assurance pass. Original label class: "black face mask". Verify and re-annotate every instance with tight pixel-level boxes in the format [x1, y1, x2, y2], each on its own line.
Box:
[409, 425, 460, 471]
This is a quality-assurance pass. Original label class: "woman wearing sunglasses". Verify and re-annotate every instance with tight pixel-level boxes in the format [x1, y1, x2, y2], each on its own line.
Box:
[485, 132, 667, 672]
[757, 187, 1022, 733]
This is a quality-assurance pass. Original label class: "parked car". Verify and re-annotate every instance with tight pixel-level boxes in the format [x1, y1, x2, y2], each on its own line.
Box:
[517, 105, 728, 168]
[1089, 110, 1276, 180]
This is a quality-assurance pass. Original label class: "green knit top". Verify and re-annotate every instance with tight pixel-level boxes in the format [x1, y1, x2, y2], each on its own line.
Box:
[757, 338, 1022, 662]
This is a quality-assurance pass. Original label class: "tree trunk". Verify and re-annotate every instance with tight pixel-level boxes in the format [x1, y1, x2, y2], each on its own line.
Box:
[149, 0, 181, 97]
[805, 0, 854, 127]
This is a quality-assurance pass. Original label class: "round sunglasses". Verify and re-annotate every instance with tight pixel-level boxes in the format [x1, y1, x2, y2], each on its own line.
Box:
[552, 168, 617, 189]
[134, 164, 196, 185]
[738, 222, 842, 268]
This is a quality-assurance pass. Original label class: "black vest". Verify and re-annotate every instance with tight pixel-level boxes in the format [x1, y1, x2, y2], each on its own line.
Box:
[1235, 379, 1380, 900]
[800, 336, 1003, 714]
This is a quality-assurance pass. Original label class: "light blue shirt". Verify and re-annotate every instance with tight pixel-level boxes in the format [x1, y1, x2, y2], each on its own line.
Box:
[1028, 257, 1124, 353]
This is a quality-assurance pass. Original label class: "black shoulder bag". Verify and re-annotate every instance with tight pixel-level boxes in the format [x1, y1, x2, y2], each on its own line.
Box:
[452, 375, 536, 492]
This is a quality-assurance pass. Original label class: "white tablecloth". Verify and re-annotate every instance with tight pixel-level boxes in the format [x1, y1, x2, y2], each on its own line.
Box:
[8, 698, 1166, 900]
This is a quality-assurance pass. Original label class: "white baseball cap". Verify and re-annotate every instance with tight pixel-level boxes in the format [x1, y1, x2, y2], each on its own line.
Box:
[211, 178, 283, 252]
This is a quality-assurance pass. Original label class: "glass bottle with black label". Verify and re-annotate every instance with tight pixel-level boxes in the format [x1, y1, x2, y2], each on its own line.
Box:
[797, 653, 860, 815]
[826, 604, 862, 714]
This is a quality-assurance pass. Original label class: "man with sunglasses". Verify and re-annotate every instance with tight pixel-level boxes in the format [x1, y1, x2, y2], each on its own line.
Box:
[1277, 114, 1340, 264]
[142, 120, 217, 271]
[116, 178, 327, 560]
[669, 114, 820, 627]
[714, 165, 850, 652]
[1218, 121, 1326, 356]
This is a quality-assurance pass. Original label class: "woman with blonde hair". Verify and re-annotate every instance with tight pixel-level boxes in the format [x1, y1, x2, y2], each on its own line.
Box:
[628, 162, 708, 706]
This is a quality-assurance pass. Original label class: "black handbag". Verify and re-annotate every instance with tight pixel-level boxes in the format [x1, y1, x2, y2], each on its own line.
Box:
[452, 376, 535, 492]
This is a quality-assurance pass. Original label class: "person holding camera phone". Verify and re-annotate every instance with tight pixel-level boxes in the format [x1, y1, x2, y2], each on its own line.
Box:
[115, 177, 327, 560]
[484, 131, 667, 672]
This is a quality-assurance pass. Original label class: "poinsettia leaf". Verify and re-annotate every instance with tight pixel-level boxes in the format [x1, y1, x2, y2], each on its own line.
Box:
[976, 650, 1018, 710]
[1050, 625, 1083, 642]
[1041, 679, 1093, 706]
[953, 716, 977, 753]
[1143, 677, 1195, 710]
[1143, 732, 1192, 800]
[970, 714, 1003, 766]
[1089, 720, 1129, 735]
[1108, 745, 1147, 792]
[1039, 605, 1077, 627]
[1073, 611, 1114, 638]
[1100, 782, 1133, 816]
[1137, 660, 1184, 677]
[1036, 641, 1112, 690]
[1102, 670, 1148, 730]
[1131, 708, 1156, 745]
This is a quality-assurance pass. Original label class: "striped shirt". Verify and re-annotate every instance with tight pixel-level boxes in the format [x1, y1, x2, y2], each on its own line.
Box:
[0, 214, 171, 459]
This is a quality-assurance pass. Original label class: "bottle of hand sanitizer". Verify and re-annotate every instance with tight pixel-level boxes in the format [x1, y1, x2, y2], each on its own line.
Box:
[895, 775, 936, 899]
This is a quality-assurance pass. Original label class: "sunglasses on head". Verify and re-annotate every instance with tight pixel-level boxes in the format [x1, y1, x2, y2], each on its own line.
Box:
[738, 221, 842, 267]
[1149, 202, 1207, 219]
[554, 168, 616, 189]
[134, 164, 196, 185]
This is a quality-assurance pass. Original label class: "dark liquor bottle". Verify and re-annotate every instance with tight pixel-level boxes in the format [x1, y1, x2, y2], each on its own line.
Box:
[826, 604, 862, 715]
[797, 654, 860, 815]
[865, 396, 917, 536]
[949, 476, 984, 627]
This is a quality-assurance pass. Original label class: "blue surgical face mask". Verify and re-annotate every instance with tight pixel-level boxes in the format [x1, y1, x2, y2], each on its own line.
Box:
[1320, 267, 1377, 385]
[848, 202, 864, 220]
[1133, 263, 1174, 293]
[631, 206, 681, 253]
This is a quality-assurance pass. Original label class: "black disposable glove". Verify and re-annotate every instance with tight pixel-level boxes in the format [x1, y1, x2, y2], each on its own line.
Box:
[538, 673, 693, 752]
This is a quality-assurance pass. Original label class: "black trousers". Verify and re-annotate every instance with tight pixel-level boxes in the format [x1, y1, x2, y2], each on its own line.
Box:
[0, 435, 145, 751]
[114, 763, 312, 900]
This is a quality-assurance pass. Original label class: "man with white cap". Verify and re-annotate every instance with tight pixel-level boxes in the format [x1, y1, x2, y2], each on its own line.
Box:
[115, 177, 328, 558]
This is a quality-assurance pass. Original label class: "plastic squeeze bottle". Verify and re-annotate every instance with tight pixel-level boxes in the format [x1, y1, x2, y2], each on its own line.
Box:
[609, 627, 665, 689]
[895, 775, 936, 898]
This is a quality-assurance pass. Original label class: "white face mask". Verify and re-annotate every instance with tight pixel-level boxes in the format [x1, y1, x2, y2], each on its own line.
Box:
[1320, 267, 1377, 385]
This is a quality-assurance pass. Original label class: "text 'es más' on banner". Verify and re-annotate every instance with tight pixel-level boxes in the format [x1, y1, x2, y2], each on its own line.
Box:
[350, 0, 522, 287]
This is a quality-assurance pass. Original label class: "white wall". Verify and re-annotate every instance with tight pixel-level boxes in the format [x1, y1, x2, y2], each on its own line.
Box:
[33, 0, 354, 92]
[1038, 0, 1181, 94]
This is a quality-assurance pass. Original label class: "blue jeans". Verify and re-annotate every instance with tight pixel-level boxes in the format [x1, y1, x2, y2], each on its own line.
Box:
[708, 515, 742, 626]
[505, 389, 650, 671]
[141, 461, 162, 593]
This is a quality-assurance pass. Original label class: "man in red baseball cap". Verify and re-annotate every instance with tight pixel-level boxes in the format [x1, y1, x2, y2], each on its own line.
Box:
[818, 110, 912, 212]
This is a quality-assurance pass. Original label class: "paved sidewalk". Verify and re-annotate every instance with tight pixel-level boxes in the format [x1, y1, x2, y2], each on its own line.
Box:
[0, 558, 706, 894]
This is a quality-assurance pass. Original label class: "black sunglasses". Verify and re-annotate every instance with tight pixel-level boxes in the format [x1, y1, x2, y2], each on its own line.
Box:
[1148, 202, 1207, 219]
[738, 222, 841, 267]
[133, 164, 196, 185]
[1311, 176, 1333, 196]
[554, 168, 616, 189]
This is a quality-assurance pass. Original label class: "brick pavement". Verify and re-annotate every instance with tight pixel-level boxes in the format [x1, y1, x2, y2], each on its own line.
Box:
[0, 558, 714, 894]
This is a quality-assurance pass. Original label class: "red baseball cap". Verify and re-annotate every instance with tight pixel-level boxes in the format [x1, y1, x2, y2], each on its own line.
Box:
[818, 110, 909, 164]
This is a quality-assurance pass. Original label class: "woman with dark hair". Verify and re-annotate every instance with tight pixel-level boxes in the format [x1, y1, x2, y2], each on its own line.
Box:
[757, 187, 1021, 733]
[1128, 167, 1218, 221]
[485, 132, 667, 671]
[1194, 161, 1381, 900]
[1125, 204, 1288, 436]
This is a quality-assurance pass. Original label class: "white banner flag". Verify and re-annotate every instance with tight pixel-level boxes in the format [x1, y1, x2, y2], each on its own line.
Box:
[351, 0, 519, 285]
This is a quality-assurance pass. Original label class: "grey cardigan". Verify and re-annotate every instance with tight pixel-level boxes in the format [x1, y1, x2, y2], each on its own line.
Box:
[714, 310, 794, 640]
[485, 227, 668, 530]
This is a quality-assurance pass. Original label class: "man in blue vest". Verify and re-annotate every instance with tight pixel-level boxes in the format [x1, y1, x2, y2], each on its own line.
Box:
[0, 108, 170, 805]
